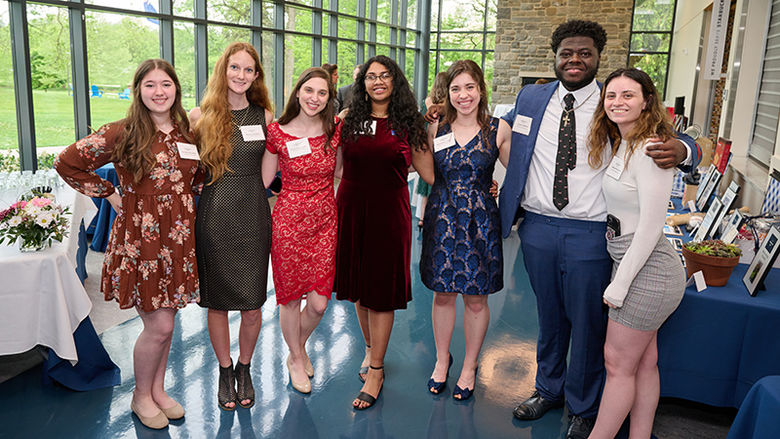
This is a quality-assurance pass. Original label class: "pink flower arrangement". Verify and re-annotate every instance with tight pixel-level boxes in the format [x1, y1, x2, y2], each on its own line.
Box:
[0, 196, 70, 251]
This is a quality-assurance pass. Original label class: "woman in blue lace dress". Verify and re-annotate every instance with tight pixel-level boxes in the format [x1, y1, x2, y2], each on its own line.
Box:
[415, 60, 510, 400]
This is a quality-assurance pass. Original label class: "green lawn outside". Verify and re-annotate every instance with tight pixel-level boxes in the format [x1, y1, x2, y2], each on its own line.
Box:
[0, 87, 197, 151]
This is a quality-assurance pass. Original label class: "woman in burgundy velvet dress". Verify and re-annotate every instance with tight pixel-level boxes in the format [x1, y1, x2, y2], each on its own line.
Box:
[335, 55, 426, 410]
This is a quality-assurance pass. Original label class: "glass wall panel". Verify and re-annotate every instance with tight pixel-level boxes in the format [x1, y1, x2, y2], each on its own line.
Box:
[338, 0, 357, 16]
[407, 0, 418, 30]
[86, 0, 148, 13]
[207, 25, 252, 76]
[172, 0, 194, 18]
[629, 53, 668, 97]
[486, 0, 496, 31]
[338, 17, 357, 40]
[440, 32, 482, 50]
[28, 4, 74, 149]
[208, 0, 251, 25]
[337, 41, 357, 86]
[630, 33, 670, 52]
[262, 1, 274, 28]
[286, 6, 312, 33]
[262, 36, 275, 108]
[632, 0, 675, 32]
[285, 35, 312, 97]
[377, 0, 391, 23]
[173, 21, 196, 111]
[0, 2, 18, 155]
[405, 49, 415, 88]
[377, 24, 390, 44]
[86, 11, 158, 129]
[439, 0, 484, 31]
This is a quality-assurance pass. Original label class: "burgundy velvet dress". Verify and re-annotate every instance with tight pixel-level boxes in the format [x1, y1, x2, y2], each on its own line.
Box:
[334, 117, 412, 311]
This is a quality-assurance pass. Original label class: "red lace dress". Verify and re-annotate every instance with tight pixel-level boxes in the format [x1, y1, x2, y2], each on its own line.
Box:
[265, 121, 342, 305]
[55, 122, 202, 312]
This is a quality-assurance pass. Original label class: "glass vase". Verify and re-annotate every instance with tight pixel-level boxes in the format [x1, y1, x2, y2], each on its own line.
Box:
[19, 238, 46, 252]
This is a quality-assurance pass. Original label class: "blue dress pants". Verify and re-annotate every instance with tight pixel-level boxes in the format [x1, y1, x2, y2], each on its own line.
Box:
[518, 212, 611, 418]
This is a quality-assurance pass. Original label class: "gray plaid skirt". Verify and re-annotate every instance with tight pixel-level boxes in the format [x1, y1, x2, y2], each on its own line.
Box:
[606, 233, 685, 331]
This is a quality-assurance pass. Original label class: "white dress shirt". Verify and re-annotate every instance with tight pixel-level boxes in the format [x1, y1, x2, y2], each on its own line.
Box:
[521, 79, 611, 221]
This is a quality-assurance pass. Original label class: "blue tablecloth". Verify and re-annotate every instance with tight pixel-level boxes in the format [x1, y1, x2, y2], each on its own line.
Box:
[42, 317, 121, 391]
[658, 263, 780, 407]
[88, 163, 119, 252]
[727, 376, 780, 439]
[42, 215, 120, 391]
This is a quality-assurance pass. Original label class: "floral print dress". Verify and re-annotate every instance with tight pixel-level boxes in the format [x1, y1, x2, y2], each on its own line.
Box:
[55, 122, 202, 312]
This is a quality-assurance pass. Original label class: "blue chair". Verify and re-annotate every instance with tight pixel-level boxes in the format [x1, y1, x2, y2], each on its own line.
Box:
[118, 87, 131, 100]
[90, 85, 103, 98]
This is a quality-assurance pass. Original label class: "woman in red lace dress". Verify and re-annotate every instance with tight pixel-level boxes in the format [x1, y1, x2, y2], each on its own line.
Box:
[55, 59, 200, 429]
[262, 67, 341, 394]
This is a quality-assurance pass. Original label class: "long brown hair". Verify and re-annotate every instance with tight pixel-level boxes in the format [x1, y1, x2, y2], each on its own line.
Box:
[588, 67, 674, 169]
[442, 60, 490, 139]
[196, 42, 272, 182]
[277, 67, 338, 150]
[429, 71, 448, 104]
[113, 59, 191, 183]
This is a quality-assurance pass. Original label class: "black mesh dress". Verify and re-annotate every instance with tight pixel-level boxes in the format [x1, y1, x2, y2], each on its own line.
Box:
[196, 104, 271, 310]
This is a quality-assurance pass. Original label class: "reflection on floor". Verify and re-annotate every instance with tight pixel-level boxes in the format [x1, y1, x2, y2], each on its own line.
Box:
[0, 230, 732, 438]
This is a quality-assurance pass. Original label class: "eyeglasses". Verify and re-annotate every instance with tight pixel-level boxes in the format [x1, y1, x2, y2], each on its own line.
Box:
[365, 72, 393, 83]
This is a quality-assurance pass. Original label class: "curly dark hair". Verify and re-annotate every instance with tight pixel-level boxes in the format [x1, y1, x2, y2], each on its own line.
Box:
[551, 20, 607, 54]
[343, 55, 426, 150]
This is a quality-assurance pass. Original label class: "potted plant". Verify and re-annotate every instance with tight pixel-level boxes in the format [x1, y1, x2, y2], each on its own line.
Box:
[682, 239, 742, 286]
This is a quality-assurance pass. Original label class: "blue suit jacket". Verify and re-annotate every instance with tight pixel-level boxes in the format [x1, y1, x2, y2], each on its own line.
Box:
[498, 80, 702, 238]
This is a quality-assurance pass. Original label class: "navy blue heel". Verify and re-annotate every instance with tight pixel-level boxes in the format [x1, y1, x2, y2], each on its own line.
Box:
[427, 353, 453, 394]
[452, 367, 478, 401]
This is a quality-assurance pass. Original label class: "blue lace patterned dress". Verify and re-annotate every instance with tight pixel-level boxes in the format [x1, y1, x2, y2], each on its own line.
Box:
[420, 117, 503, 295]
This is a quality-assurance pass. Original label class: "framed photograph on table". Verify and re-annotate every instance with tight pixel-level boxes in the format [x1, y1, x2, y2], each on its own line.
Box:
[713, 181, 740, 237]
[696, 166, 722, 211]
[695, 165, 716, 208]
[664, 224, 683, 236]
[743, 226, 780, 296]
[693, 197, 723, 242]
[720, 210, 745, 244]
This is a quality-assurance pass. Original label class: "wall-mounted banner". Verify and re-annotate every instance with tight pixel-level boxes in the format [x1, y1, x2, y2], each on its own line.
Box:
[703, 0, 731, 80]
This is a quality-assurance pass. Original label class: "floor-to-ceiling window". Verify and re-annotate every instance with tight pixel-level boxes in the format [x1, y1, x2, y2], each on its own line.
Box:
[0, 0, 421, 170]
[629, 0, 677, 99]
[428, 0, 495, 101]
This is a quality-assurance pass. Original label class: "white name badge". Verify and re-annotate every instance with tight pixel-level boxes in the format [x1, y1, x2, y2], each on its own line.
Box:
[286, 138, 312, 158]
[176, 142, 200, 161]
[433, 132, 456, 152]
[240, 125, 266, 141]
[512, 115, 532, 135]
[605, 155, 624, 180]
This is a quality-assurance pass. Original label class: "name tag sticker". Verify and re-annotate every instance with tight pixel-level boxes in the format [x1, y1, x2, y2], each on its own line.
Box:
[605, 155, 625, 180]
[433, 132, 456, 152]
[286, 138, 312, 158]
[240, 125, 266, 141]
[512, 115, 532, 135]
[176, 142, 200, 161]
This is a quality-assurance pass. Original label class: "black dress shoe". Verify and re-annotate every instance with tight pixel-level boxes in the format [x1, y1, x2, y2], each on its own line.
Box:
[512, 390, 563, 420]
[566, 415, 595, 439]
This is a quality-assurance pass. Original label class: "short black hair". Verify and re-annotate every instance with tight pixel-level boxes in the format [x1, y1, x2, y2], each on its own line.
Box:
[550, 20, 607, 54]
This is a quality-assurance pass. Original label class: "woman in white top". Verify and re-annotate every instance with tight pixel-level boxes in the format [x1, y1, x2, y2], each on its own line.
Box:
[586, 68, 685, 439]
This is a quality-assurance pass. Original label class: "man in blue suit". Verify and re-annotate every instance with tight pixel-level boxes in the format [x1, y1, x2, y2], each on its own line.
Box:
[498, 20, 701, 439]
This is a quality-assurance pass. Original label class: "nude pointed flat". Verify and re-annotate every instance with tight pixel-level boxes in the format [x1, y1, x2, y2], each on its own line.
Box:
[131, 400, 169, 429]
[287, 356, 312, 394]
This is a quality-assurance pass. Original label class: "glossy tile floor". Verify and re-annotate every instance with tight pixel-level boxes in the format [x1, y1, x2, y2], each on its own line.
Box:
[0, 229, 732, 438]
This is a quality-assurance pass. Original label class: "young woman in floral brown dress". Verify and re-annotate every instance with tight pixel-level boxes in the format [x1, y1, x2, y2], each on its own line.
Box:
[55, 59, 200, 430]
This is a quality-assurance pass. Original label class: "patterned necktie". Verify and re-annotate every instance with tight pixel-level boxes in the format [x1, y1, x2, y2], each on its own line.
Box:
[553, 93, 576, 210]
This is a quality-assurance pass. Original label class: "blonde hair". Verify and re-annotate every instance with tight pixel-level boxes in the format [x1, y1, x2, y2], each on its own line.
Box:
[196, 42, 272, 182]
